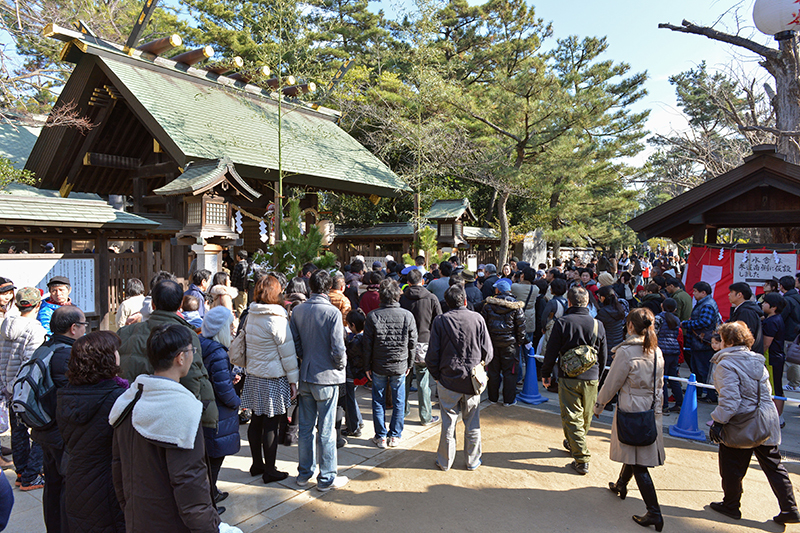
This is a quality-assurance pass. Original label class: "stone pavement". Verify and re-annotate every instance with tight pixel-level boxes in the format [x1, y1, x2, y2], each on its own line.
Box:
[4, 377, 800, 532]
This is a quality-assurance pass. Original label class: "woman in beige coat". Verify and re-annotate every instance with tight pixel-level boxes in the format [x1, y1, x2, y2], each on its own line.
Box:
[594, 308, 665, 532]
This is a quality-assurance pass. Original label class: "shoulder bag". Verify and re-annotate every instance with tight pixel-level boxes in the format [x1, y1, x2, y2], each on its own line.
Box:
[228, 315, 248, 367]
[616, 354, 658, 447]
[786, 333, 800, 365]
[721, 376, 771, 448]
[471, 362, 488, 395]
[559, 320, 599, 378]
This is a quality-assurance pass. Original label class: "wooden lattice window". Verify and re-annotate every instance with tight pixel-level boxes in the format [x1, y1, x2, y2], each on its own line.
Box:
[187, 202, 201, 226]
[206, 201, 227, 226]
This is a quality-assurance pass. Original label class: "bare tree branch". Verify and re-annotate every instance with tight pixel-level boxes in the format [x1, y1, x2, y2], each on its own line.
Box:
[658, 20, 779, 60]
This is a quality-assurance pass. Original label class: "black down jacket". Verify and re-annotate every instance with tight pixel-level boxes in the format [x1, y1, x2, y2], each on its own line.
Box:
[480, 295, 526, 349]
[56, 379, 127, 533]
[596, 303, 626, 349]
[363, 302, 418, 376]
[199, 336, 241, 458]
[399, 285, 442, 344]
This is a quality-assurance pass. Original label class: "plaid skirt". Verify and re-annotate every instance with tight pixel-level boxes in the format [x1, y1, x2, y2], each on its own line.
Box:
[241, 375, 292, 417]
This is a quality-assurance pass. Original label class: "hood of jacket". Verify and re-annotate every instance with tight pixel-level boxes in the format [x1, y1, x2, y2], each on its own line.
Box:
[0, 314, 37, 341]
[484, 296, 524, 314]
[711, 346, 765, 380]
[403, 285, 430, 301]
[248, 303, 288, 318]
[109, 374, 202, 450]
[611, 335, 644, 353]
[599, 303, 625, 321]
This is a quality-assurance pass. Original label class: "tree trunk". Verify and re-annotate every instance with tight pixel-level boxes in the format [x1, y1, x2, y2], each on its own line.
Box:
[548, 190, 561, 263]
[764, 36, 800, 164]
[764, 37, 800, 242]
[487, 188, 498, 224]
[497, 190, 510, 266]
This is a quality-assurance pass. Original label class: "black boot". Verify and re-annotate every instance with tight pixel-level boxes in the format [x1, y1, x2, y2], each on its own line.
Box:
[632, 466, 663, 532]
[609, 464, 633, 500]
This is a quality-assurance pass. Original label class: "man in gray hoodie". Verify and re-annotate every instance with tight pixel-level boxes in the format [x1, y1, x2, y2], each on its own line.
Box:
[0, 287, 46, 489]
[290, 269, 349, 492]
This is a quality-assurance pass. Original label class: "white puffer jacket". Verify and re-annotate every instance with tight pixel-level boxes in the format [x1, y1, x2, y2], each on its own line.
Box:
[244, 303, 300, 383]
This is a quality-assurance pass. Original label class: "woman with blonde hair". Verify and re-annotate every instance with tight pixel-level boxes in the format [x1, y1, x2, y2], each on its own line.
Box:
[595, 307, 665, 531]
[707, 321, 799, 524]
[241, 275, 299, 483]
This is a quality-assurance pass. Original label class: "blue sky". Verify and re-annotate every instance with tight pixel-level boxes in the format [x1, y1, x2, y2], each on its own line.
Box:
[374, 0, 773, 163]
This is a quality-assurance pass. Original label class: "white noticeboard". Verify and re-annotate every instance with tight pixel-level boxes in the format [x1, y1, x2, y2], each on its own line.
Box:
[0, 255, 97, 314]
[733, 252, 797, 285]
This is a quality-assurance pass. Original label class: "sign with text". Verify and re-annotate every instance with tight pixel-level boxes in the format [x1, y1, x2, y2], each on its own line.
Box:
[733, 252, 797, 284]
[0, 255, 97, 314]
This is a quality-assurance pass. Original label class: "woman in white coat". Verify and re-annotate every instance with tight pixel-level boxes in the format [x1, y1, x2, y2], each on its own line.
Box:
[241, 275, 300, 484]
[594, 308, 665, 531]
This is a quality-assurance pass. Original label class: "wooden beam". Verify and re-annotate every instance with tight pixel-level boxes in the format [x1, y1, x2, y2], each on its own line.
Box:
[692, 226, 705, 246]
[83, 152, 141, 169]
[132, 178, 146, 212]
[706, 227, 718, 245]
[132, 161, 179, 178]
[62, 99, 118, 194]
[704, 210, 800, 227]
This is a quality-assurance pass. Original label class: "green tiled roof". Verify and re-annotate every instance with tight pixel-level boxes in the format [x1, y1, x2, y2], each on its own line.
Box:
[334, 223, 414, 237]
[133, 212, 183, 234]
[0, 121, 42, 169]
[154, 156, 260, 200]
[97, 52, 411, 197]
[333, 222, 498, 241]
[425, 199, 475, 220]
[463, 226, 498, 240]
[2, 183, 101, 200]
[0, 192, 159, 228]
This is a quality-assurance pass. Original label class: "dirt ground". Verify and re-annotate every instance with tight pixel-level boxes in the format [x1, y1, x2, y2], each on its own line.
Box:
[260, 403, 800, 533]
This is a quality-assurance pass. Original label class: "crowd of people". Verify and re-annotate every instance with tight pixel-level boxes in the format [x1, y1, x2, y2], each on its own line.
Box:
[0, 246, 797, 531]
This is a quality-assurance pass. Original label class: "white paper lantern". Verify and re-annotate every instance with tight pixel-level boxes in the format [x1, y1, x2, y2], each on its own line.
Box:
[753, 0, 800, 37]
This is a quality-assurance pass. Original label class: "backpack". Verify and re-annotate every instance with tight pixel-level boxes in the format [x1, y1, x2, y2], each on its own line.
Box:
[559, 320, 599, 378]
[11, 342, 69, 430]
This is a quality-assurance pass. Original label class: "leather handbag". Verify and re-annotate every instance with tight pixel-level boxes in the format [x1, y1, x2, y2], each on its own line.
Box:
[616, 354, 658, 447]
[228, 315, 248, 367]
[721, 377, 771, 449]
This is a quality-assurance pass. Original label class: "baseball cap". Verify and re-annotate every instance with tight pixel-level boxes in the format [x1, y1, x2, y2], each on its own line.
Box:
[47, 276, 71, 287]
[0, 277, 15, 293]
[43, 242, 54, 250]
[15, 287, 42, 308]
[494, 280, 511, 293]
[372, 261, 383, 269]
[400, 265, 419, 275]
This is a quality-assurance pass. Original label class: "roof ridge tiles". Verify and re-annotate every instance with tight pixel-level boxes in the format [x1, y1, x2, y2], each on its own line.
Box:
[46, 23, 339, 119]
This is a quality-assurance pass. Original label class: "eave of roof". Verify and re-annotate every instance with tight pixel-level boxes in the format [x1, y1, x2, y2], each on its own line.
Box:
[154, 157, 260, 201]
[425, 199, 476, 221]
[626, 148, 800, 240]
[0, 194, 159, 228]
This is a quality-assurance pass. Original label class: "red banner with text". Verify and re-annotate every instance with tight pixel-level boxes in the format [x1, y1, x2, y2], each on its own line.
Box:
[683, 246, 800, 321]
